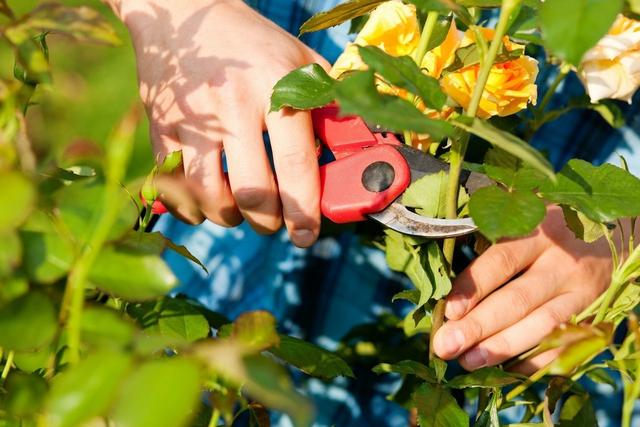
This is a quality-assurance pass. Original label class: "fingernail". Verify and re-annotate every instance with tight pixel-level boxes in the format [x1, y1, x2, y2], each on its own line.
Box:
[463, 347, 488, 369]
[291, 229, 316, 247]
[435, 328, 465, 357]
[446, 297, 468, 319]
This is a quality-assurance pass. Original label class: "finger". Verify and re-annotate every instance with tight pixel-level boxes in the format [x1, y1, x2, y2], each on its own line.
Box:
[510, 349, 563, 376]
[178, 125, 243, 227]
[434, 267, 560, 361]
[445, 231, 550, 320]
[266, 109, 320, 247]
[222, 108, 282, 233]
[457, 292, 582, 371]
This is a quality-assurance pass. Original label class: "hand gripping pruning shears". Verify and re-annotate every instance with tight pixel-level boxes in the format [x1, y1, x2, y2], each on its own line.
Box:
[312, 104, 491, 239]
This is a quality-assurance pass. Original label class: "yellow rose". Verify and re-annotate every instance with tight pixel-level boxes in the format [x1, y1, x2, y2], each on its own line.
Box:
[330, 0, 419, 78]
[579, 14, 640, 103]
[440, 29, 538, 119]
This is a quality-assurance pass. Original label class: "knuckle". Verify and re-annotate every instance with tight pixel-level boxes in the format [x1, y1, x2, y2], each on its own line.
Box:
[278, 148, 315, 170]
[508, 286, 534, 319]
[491, 248, 520, 278]
[233, 187, 273, 210]
[542, 304, 567, 328]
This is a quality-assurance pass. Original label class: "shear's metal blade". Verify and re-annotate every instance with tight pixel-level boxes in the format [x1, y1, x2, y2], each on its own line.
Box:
[369, 202, 477, 238]
[369, 145, 493, 238]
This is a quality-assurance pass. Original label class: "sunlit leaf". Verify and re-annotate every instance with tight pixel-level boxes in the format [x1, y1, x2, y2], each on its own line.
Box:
[299, 0, 386, 34]
[232, 310, 280, 351]
[0, 171, 36, 233]
[47, 351, 132, 427]
[111, 358, 202, 427]
[127, 297, 210, 342]
[540, 159, 640, 223]
[358, 45, 446, 110]
[0, 292, 57, 352]
[469, 186, 546, 242]
[539, 0, 623, 65]
[270, 336, 354, 380]
[373, 360, 437, 382]
[88, 244, 178, 301]
[270, 64, 336, 111]
[413, 383, 469, 427]
[448, 367, 524, 389]
[335, 71, 455, 139]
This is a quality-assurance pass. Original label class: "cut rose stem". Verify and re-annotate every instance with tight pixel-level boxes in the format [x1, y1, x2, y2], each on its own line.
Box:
[435, 0, 524, 363]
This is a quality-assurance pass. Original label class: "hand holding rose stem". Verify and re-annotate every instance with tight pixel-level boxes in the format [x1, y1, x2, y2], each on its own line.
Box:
[430, 0, 524, 361]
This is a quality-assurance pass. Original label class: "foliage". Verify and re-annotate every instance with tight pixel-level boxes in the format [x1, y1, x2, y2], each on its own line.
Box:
[271, 0, 640, 425]
[0, 3, 353, 427]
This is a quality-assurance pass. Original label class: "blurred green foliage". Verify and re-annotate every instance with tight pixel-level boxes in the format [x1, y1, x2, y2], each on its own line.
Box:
[1, 0, 151, 181]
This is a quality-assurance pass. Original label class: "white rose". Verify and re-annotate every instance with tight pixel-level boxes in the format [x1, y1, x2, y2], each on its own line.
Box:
[580, 14, 640, 103]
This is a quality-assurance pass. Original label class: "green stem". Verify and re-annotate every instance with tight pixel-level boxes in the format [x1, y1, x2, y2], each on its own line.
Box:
[64, 109, 138, 364]
[413, 11, 439, 65]
[506, 365, 549, 402]
[594, 244, 640, 324]
[429, 300, 446, 363]
[404, 11, 440, 147]
[1, 351, 14, 381]
[535, 63, 571, 120]
[209, 408, 221, 427]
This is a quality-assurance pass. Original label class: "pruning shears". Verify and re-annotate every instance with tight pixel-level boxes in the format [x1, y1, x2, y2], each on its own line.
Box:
[312, 104, 491, 239]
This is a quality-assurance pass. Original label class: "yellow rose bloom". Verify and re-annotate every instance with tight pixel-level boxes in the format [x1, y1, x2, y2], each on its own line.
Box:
[579, 14, 640, 103]
[330, 0, 419, 78]
[440, 29, 539, 119]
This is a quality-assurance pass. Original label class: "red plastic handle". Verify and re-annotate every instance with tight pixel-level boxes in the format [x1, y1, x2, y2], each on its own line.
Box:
[313, 104, 412, 223]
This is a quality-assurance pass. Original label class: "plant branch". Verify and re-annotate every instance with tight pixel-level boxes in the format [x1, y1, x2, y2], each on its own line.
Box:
[64, 108, 139, 364]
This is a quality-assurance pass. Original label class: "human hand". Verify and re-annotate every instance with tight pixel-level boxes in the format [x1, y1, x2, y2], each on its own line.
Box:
[111, 0, 329, 247]
[432, 206, 615, 373]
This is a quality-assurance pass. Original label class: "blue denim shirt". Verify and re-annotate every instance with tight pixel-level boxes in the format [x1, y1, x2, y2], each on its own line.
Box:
[155, 2, 640, 425]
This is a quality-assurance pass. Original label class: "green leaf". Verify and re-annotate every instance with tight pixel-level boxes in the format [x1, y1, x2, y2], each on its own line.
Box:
[0, 171, 36, 232]
[47, 351, 131, 427]
[270, 335, 354, 380]
[270, 64, 336, 111]
[447, 367, 523, 389]
[413, 383, 469, 427]
[56, 181, 137, 246]
[335, 71, 455, 139]
[232, 310, 280, 350]
[128, 298, 210, 343]
[20, 230, 74, 284]
[469, 186, 546, 242]
[444, 42, 524, 74]
[401, 170, 469, 218]
[539, 0, 623, 65]
[558, 394, 598, 427]
[585, 367, 617, 389]
[4, 372, 48, 418]
[88, 244, 178, 301]
[0, 292, 57, 352]
[120, 231, 208, 274]
[80, 306, 135, 349]
[0, 231, 21, 278]
[373, 360, 437, 382]
[540, 159, 640, 223]
[385, 235, 451, 303]
[111, 358, 202, 427]
[358, 45, 446, 110]
[453, 118, 556, 181]
[5, 4, 120, 46]
[590, 100, 625, 128]
[198, 341, 314, 427]
[548, 335, 609, 376]
[392, 289, 421, 304]
[299, 0, 386, 34]
[561, 205, 605, 243]
[483, 148, 547, 191]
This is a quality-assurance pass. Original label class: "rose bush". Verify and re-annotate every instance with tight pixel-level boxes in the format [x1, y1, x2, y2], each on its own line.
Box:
[5, 0, 640, 427]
